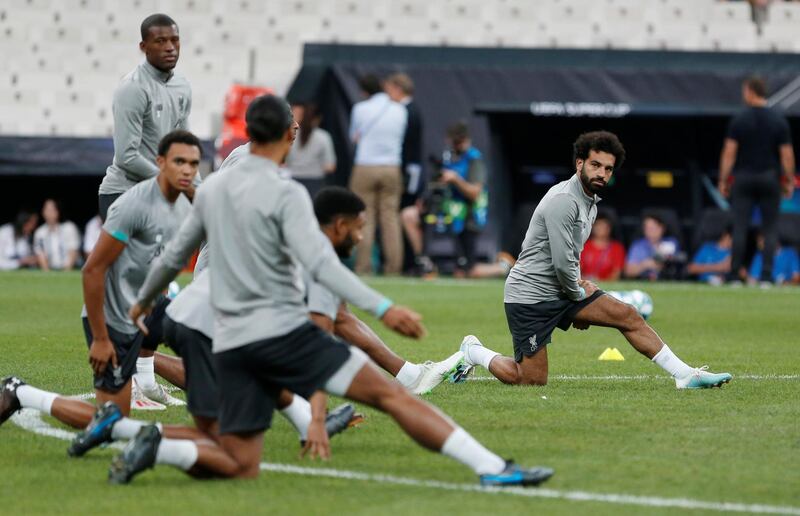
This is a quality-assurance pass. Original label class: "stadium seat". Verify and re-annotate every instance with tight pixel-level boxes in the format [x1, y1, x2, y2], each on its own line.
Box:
[709, 1, 752, 23]
[692, 208, 733, 252]
[702, 21, 759, 52]
[768, 2, 800, 24]
[758, 23, 800, 53]
[655, 0, 714, 22]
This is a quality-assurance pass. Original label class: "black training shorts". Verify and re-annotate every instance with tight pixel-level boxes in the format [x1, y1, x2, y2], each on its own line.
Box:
[82, 318, 142, 393]
[162, 315, 218, 419]
[505, 290, 605, 362]
[214, 322, 352, 435]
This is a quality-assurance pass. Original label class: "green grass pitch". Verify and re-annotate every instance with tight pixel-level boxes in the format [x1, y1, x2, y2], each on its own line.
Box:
[1, 271, 798, 515]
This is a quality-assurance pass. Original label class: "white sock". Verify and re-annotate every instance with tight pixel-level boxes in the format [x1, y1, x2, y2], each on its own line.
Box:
[111, 418, 162, 440]
[155, 438, 198, 471]
[652, 344, 694, 378]
[279, 394, 312, 440]
[441, 427, 506, 475]
[467, 346, 500, 370]
[395, 362, 423, 387]
[16, 385, 57, 414]
[135, 356, 158, 391]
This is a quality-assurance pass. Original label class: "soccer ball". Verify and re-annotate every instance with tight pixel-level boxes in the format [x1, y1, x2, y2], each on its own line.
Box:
[607, 290, 654, 320]
[629, 290, 653, 319]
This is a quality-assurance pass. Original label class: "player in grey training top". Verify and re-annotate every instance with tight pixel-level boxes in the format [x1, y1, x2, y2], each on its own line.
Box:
[454, 131, 732, 390]
[308, 186, 468, 395]
[0, 131, 202, 442]
[98, 13, 192, 220]
[120, 95, 552, 487]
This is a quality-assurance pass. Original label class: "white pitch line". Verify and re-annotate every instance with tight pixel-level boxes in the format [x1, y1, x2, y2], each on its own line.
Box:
[10, 402, 800, 515]
[467, 374, 800, 381]
[260, 463, 800, 515]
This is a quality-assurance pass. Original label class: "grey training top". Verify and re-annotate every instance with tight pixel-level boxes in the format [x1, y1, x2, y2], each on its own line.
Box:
[138, 152, 389, 352]
[193, 143, 251, 277]
[504, 174, 599, 304]
[99, 60, 192, 195]
[305, 269, 341, 322]
[87, 177, 191, 334]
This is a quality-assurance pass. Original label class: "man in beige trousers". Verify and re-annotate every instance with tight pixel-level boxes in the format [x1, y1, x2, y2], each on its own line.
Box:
[349, 74, 408, 274]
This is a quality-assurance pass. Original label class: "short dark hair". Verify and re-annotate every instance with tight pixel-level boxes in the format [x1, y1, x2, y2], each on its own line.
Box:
[157, 130, 202, 157]
[447, 120, 469, 142]
[314, 187, 366, 226]
[13, 211, 35, 237]
[358, 74, 382, 96]
[595, 212, 613, 224]
[573, 130, 626, 170]
[744, 75, 767, 98]
[643, 214, 665, 227]
[140, 13, 178, 41]
[246, 95, 293, 144]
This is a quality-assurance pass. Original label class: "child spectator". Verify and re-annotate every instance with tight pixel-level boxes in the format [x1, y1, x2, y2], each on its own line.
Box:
[687, 228, 733, 285]
[748, 234, 800, 286]
[580, 213, 626, 281]
[0, 211, 39, 270]
[33, 199, 81, 271]
[625, 215, 681, 280]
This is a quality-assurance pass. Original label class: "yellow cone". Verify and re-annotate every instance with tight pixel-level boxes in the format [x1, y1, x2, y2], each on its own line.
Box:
[598, 347, 625, 361]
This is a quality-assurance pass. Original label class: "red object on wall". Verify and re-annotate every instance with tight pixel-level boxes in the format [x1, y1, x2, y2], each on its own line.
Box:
[215, 84, 272, 163]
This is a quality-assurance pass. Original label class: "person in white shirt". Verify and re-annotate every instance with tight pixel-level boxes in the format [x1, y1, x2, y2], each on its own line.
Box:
[83, 215, 103, 259]
[0, 211, 39, 270]
[33, 199, 81, 271]
[349, 74, 408, 274]
[285, 103, 336, 198]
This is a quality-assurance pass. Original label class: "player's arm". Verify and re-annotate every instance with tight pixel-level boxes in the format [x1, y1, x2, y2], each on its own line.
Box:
[112, 82, 160, 182]
[718, 138, 738, 198]
[301, 391, 330, 461]
[133, 205, 206, 324]
[34, 250, 49, 271]
[779, 143, 796, 198]
[82, 231, 126, 375]
[543, 196, 586, 301]
[309, 312, 335, 334]
[281, 186, 425, 338]
[442, 158, 485, 202]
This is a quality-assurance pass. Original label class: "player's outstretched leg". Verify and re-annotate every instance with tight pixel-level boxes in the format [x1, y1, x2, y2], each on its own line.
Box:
[571, 294, 732, 389]
[335, 310, 467, 395]
[67, 401, 212, 457]
[1, 376, 96, 429]
[328, 352, 553, 487]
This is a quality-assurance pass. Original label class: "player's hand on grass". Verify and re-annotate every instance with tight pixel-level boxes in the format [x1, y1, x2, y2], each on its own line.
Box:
[300, 420, 331, 461]
[381, 306, 426, 339]
[128, 303, 153, 336]
[89, 337, 118, 376]
[578, 279, 599, 297]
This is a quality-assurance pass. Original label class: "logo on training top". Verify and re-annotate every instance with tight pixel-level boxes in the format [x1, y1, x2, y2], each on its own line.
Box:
[148, 234, 164, 264]
[529, 334, 538, 353]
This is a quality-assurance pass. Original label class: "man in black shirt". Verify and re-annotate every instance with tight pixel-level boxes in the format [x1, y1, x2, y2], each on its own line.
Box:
[718, 76, 796, 284]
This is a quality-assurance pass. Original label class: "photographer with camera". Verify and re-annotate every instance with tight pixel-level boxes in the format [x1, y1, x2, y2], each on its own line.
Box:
[401, 121, 488, 277]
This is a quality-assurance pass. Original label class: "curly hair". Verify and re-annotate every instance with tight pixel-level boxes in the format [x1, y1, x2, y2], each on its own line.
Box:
[572, 131, 626, 169]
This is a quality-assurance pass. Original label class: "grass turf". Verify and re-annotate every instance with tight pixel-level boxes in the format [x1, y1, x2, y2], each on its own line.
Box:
[0, 271, 798, 515]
